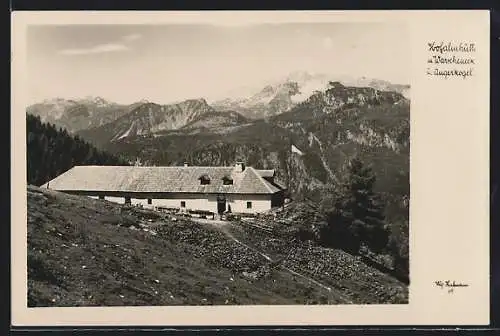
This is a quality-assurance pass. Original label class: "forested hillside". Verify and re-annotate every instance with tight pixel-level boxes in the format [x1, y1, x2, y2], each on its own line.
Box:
[27, 114, 129, 186]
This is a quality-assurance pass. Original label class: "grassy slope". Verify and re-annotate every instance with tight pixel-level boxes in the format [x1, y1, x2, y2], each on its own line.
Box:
[28, 186, 407, 306]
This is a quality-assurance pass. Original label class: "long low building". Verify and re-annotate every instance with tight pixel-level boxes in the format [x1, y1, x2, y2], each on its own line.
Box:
[40, 162, 287, 215]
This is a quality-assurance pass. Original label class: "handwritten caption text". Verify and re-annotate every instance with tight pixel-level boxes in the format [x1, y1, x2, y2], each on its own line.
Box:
[426, 41, 476, 79]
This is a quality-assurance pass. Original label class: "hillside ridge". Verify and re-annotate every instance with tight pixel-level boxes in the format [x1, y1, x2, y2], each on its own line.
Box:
[27, 185, 408, 306]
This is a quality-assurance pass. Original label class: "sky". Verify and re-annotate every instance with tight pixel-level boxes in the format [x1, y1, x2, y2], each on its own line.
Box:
[26, 22, 409, 105]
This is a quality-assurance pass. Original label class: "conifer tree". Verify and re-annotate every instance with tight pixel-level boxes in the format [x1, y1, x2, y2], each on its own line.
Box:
[320, 156, 389, 254]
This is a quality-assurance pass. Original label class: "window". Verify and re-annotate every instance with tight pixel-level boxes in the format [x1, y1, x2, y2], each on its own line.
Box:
[147, 198, 152, 205]
[181, 201, 186, 208]
[199, 174, 211, 185]
[222, 176, 233, 185]
[246, 201, 252, 209]
[125, 197, 131, 205]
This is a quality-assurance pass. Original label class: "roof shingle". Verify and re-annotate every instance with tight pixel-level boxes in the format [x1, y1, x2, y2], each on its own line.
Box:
[41, 165, 285, 195]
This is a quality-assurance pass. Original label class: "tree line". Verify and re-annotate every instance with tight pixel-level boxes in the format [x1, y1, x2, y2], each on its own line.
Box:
[27, 114, 129, 186]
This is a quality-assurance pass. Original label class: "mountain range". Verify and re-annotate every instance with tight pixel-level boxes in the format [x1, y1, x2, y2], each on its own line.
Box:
[27, 71, 410, 134]
[26, 72, 410, 223]
[26, 96, 132, 133]
[77, 99, 216, 143]
[211, 71, 410, 120]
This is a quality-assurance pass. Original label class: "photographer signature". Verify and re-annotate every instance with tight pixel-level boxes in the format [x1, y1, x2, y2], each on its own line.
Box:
[434, 280, 469, 293]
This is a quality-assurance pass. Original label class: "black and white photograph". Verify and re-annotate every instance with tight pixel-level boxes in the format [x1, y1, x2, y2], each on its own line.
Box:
[25, 20, 410, 307]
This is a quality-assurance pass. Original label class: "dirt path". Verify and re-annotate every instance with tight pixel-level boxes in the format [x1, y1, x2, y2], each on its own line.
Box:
[221, 228, 273, 261]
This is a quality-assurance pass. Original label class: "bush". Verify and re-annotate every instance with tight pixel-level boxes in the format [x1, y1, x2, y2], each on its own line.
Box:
[387, 220, 409, 281]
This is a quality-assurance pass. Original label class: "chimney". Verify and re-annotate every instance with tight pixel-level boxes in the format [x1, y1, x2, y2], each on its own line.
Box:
[183, 162, 189, 167]
[235, 161, 245, 172]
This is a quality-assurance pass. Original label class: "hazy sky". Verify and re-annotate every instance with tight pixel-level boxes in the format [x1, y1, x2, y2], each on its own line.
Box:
[27, 23, 409, 105]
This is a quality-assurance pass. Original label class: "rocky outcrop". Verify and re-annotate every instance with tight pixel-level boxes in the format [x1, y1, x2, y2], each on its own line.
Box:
[213, 81, 301, 119]
[78, 98, 218, 144]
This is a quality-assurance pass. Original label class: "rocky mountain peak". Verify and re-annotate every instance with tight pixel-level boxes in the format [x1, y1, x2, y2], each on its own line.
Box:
[179, 97, 210, 108]
[77, 97, 220, 143]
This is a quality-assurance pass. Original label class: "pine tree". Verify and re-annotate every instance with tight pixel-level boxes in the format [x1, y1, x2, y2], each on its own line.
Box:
[346, 157, 388, 251]
[320, 156, 389, 254]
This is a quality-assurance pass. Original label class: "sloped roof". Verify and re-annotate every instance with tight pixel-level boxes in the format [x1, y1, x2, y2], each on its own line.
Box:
[41, 165, 286, 195]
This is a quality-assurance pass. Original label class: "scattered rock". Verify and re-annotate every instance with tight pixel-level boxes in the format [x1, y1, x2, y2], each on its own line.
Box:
[242, 271, 258, 280]
[27, 186, 407, 307]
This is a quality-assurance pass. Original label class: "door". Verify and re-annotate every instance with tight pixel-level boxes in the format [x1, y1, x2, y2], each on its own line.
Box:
[217, 195, 226, 214]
